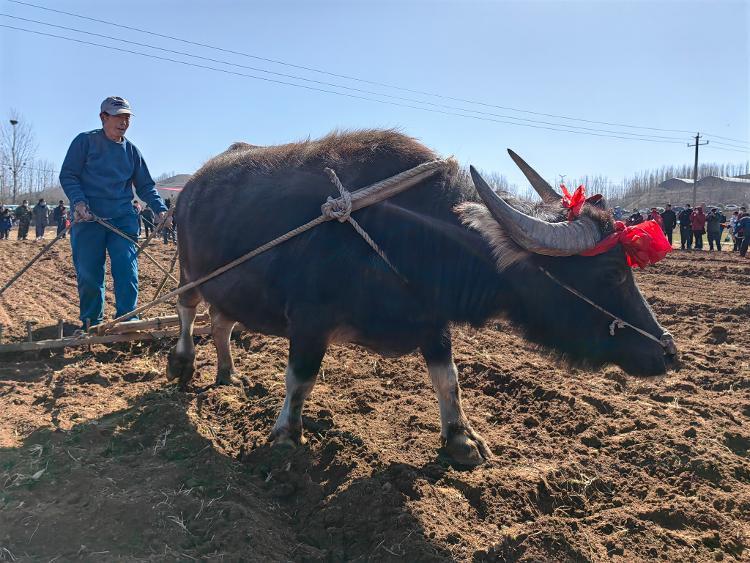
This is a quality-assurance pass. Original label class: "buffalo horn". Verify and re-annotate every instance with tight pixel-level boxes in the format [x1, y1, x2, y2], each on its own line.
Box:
[507, 149, 561, 204]
[470, 166, 601, 256]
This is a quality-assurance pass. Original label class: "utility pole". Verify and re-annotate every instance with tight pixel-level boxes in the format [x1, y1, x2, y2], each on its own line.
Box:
[688, 132, 708, 207]
[9, 119, 18, 204]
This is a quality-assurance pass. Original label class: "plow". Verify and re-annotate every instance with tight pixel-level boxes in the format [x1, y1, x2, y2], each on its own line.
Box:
[0, 314, 218, 353]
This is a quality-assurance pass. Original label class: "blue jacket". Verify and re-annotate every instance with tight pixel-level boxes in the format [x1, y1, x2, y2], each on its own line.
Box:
[735, 215, 750, 236]
[59, 129, 167, 220]
[0, 208, 11, 230]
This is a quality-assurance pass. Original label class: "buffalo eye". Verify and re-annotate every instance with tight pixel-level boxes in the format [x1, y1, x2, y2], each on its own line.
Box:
[601, 268, 628, 287]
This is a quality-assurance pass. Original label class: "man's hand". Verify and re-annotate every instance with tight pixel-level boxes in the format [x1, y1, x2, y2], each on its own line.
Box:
[156, 211, 173, 231]
[73, 202, 93, 222]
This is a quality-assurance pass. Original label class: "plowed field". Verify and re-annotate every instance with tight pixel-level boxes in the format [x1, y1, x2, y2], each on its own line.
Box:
[1, 233, 748, 562]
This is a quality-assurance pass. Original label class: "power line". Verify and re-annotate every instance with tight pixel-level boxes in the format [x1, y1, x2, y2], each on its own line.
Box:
[700, 132, 750, 146]
[703, 144, 750, 154]
[1, 23, 696, 146]
[8, 0, 742, 142]
[706, 139, 750, 151]
[0, 13, 696, 144]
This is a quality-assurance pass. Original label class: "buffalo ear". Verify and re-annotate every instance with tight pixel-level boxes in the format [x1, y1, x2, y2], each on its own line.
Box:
[586, 194, 607, 209]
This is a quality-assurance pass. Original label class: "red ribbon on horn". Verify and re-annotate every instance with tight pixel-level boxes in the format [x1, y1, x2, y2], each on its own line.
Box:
[560, 184, 586, 221]
[580, 220, 673, 268]
[558, 184, 670, 267]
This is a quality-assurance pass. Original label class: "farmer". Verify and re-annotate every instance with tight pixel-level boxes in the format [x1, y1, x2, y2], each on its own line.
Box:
[32, 198, 49, 241]
[660, 204, 676, 245]
[0, 203, 12, 240]
[729, 211, 740, 251]
[140, 205, 155, 239]
[59, 96, 169, 328]
[736, 212, 750, 257]
[706, 207, 726, 252]
[690, 204, 706, 251]
[162, 197, 176, 244]
[678, 204, 693, 250]
[52, 200, 68, 238]
[737, 209, 749, 257]
[14, 200, 32, 240]
[648, 207, 663, 229]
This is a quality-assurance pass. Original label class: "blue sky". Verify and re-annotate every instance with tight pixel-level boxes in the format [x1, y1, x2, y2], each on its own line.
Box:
[1, 0, 748, 189]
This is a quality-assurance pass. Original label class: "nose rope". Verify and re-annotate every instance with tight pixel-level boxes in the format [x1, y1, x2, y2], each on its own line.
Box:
[538, 266, 667, 347]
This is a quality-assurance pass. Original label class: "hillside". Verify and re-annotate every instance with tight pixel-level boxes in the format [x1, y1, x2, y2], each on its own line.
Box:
[7, 174, 192, 206]
[616, 176, 750, 211]
[155, 174, 191, 201]
[11, 186, 67, 204]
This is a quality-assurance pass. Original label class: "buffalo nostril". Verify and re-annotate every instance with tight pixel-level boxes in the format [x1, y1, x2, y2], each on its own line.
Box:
[664, 352, 680, 370]
[662, 333, 679, 368]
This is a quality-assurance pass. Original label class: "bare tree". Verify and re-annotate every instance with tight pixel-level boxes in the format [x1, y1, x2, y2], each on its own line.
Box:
[0, 109, 38, 203]
[33, 159, 57, 194]
[0, 154, 9, 201]
[154, 171, 176, 183]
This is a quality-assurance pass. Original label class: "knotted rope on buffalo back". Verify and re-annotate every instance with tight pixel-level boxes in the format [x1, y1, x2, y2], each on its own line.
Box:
[323, 167, 406, 283]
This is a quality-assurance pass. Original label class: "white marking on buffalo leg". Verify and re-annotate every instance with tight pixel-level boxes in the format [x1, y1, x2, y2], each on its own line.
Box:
[428, 362, 465, 438]
[175, 302, 197, 357]
[271, 366, 315, 444]
[210, 307, 236, 384]
[427, 361, 491, 464]
[167, 301, 199, 385]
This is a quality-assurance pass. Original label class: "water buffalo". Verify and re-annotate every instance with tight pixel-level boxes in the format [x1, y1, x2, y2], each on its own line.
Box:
[168, 129, 676, 466]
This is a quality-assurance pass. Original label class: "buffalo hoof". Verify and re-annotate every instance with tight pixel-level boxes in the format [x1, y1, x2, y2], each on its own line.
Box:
[269, 426, 307, 448]
[444, 427, 492, 466]
[215, 368, 239, 386]
[166, 348, 195, 389]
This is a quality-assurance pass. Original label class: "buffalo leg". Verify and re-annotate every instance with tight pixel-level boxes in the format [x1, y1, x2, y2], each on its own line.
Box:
[270, 334, 326, 446]
[421, 329, 492, 466]
[167, 290, 201, 388]
[210, 306, 237, 386]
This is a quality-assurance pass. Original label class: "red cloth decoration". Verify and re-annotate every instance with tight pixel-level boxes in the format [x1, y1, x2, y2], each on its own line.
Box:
[557, 184, 669, 267]
[580, 220, 672, 268]
[560, 184, 586, 221]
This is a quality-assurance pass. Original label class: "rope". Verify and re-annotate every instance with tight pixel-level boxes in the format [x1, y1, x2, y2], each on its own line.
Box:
[93, 216, 180, 285]
[94, 159, 447, 335]
[321, 169, 353, 221]
[320, 158, 448, 217]
[153, 249, 179, 300]
[323, 168, 405, 282]
[538, 266, 665, 346]
[94, 214, 328, 334]
[136, 205, 175, 258]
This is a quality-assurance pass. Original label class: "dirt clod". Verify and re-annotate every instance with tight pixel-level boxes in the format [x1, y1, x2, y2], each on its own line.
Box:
[706, 324, 730, 344]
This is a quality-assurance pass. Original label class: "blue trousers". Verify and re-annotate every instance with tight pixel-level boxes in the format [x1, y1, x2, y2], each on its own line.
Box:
[70, 214, 140, 326]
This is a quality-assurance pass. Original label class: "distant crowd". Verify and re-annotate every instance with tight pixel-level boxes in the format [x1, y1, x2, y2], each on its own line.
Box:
[626, 204, 749, 257]
[0, 198, 177, 244]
